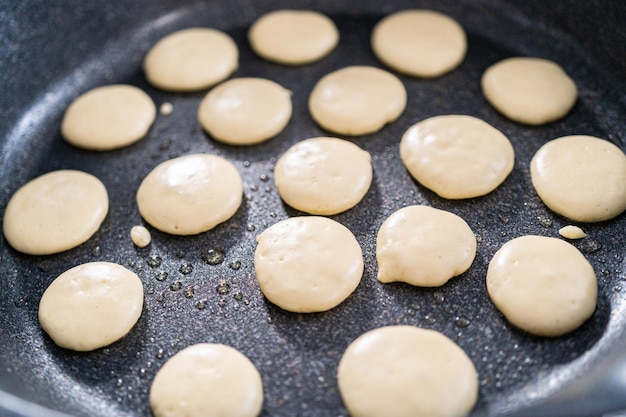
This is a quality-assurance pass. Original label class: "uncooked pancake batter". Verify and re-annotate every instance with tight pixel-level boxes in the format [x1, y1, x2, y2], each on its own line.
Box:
[198, 77, 292, 145]
[400, 115, 514, 199]
[61, 84, 156, 151]
[249, 9, 339, 65]
[274, 137, 372, 215]
[144, 28, 238, 92]
[376, 205, 476, 287]
[38, 262, 144, 351]
[3, 170, 109, 255]
[254, 216, 363, 312]
[481, 57, 577, 125]
[530, 135, 626, 222]
[136, 154, 242, 235]
[150, 343, 263, 417]
[372, 9, 467, 77]
[308, 66, 406, 136]
[487, 235, 597, 337]
[338, 325, 478, 417]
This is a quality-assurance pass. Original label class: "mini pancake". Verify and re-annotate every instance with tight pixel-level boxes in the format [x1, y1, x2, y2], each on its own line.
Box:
[530, 135, 626, 222]
[487, 235, 597, 337]
[400, 115, 514, 199]
[308, 66, 407, 136]
[198, 77, 292, 145]
[136, 154, 242, 235]
[150, 343, 263, 417]
[249, 9, 339, 65]
[61, 84, 156, 151]
[144, 28, 238, 92]
[481, 57, 577, 125]
[3, 170, 108, 255]
[376, 205, 476, 287]
[254, 216, 363, 313]
[38, 262, 144, 351]
[274, 137, 372, 215]
[338, 325, 478, 417]
[372, 9, 467, 78]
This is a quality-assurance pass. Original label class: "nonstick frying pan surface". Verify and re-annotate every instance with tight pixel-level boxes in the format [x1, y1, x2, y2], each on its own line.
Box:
[1, 1, 625, 416]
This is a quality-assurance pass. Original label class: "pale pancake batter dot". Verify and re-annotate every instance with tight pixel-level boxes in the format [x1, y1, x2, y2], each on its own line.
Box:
[144, 28, 238, 92]
[198, 77, 292, 145]
[400, 115, 514, 199]
[308, 66, 407, 136]
[130, 225, 151, 248]
[372, 9, 467, 78]
[530, 135, 626, 222]
[254, 216, 363, 313]
[3, 170, 109, 255]
[274, 137, 372, 215]
[160, 102, 173, 116]
[481, 57, 577, 125]
[61, 84, 156, 151]
[136, 154, 243, 235]
[559, 225, 587, 240]
[150, 343, 263, 417]
[338, 325, 478, 417]
[38, 262, 144, 351]
[376, 205, 476, 287]
[487, 235, 597, 337]
[249, 9, 339, 65]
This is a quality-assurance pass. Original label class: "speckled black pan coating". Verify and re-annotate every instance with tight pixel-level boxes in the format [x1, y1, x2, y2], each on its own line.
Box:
[1, 1, 625, 417]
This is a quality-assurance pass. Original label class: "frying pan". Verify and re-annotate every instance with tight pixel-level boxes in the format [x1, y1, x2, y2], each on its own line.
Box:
[1, 0, 625, 416]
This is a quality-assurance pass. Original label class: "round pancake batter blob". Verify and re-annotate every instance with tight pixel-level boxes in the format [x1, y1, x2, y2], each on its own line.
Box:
[338, 325, 478, 417]
[150, 343, 263, 417]
[254, 216, 364, 313]
[38, 262, 144, 351]
[400, 115, 514, 199]
[487, 235, 597, 336]
[3, 170, 108, 255]
[308, 66, 407, 136]
[371, 9, 467, 78]
[136, 154, 243, 235]
[481, 57, 577, 125]
[249, 9, 339, 65]
[61, 84, 156, 151]
[274, 137, 372, 215]
[143, 28, 238, 92]
[198, 77, 292, 145]
[530, 135, 626, 222]
[376, 205, 476, 287]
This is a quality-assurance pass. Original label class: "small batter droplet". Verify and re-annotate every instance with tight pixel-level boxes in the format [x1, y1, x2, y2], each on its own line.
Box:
[169, 282, 182, 291]
[229, 260, 242, 270]
[196, 299, 208, 310]
[155, 272, 168, 282]
[179, 264, 193, 275]
[202, 248, 225, 265]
